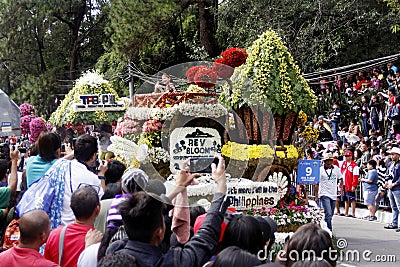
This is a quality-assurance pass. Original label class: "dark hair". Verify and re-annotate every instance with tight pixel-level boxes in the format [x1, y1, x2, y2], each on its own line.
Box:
[213, 246, 262, 267]
[101, 182, 122, 200]
[74, 134, 98, 162]
[283, 223, 336, 267]
[105, 160, 126, 184]
[70, 186, 100, 220]
[0, 159, 8, 180]
[98, 253, 138, 267]
[368, 159, 377, 169]
[291, 259, 332, 267]
[190, 206, 206, 227]
[19, 210, 49, 244]
[37, 132, 61, 162]
[118, 191, 165, 243]
[254, 217, 272, 248]
[220, 215, 264, 255]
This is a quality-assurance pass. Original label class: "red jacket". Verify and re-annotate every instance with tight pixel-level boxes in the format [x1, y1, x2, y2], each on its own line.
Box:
[340, 160, 359, 192]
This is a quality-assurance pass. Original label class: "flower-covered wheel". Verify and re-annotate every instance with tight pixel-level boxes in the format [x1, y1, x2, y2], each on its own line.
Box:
[258, 165, 291, 199]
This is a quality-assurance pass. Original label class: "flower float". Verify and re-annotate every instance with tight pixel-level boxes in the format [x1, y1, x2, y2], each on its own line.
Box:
[19, 103, 34, 116]
[29, 117, 47, 144]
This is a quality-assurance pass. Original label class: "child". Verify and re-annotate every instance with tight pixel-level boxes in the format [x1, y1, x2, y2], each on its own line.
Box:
[360, 160, 379, 220]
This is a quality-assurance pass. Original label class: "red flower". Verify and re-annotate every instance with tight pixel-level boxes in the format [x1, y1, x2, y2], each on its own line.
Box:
[186, 66, 205, 83]
[221, 47, 248, 68]
[212, 58, 234, 80]
[193, 67, 217, 88]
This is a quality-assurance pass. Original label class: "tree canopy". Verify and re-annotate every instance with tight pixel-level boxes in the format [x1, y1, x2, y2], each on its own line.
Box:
[0, 0, 399, 118]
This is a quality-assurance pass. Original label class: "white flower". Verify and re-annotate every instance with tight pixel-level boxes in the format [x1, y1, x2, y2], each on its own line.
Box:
[108, 136, 148, 164]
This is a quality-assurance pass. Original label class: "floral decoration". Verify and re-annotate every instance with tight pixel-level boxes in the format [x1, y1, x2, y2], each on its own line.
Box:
[219, 30, 317, 116]
[146, 147, 170, 164]
[212, 58, 234, 80]
[49, 71, 125, 126]
[108, 135, 148, 167]
[301, 126, 320, 142]
[296, 111, 307, 127]
[220, 47, 248, 68]
[247, 206, 323, 228]
[193, 66, 217, 88]
[186, 84, 206, 94]
[125, 103, 228, 121]
[20, 115, 35, 135]
[221, 141, 299, 161]
[142, 119, 163, 133]
[186, 66, 205, 83]
[19, 103, 34, 116]
[114, 114, 141, 137]
[29, 117, 47, 144]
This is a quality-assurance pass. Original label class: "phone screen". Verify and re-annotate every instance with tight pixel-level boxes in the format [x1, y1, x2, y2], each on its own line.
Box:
[189, 157, 219, 173]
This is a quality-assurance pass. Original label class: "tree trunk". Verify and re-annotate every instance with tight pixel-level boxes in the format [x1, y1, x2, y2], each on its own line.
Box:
[198, 0, 219, 57]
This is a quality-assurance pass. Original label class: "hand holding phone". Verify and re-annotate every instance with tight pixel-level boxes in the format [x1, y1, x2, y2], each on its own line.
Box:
[189, 157, 219, 173]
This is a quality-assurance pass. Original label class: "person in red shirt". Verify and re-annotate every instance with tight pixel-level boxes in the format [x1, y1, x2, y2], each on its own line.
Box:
[44, 186, 103, 267]
[340, 150, 360, 217]
[0, 210, 59, 267]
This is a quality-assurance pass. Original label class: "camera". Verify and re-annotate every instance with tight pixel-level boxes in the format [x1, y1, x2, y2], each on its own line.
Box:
[189, 157, 219, 173]
[18, 147, 27, 154]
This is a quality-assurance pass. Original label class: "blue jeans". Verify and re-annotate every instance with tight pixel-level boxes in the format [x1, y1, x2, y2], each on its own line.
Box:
[331, 121, 339, 141]
[361, 117, 370, 137]
[388, 189, 400, 226]
[320, 196, 336, 231]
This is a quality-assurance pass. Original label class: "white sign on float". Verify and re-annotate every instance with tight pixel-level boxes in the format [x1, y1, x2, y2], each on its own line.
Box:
[73, 94, 125, 112]
[226, 180, 279, 209]
[169, 127, 221, 173]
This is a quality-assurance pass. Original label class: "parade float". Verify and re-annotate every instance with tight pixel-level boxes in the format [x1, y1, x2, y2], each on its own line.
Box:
[48, 71, 127, 137]
[110, 30, 322, 232]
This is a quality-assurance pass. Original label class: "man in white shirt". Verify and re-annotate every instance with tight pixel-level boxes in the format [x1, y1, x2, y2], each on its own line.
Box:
[315, 153, 343, 232]
[61, 134, 106, 225]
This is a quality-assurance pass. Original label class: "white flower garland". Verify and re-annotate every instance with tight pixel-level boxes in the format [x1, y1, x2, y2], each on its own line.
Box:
[74, 70, 109, 88]
[146, 147, 170, 164]
[126, 103, 228, 121]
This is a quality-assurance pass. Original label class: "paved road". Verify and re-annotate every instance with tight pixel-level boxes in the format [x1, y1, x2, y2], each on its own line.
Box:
[333, 215, 400, 266]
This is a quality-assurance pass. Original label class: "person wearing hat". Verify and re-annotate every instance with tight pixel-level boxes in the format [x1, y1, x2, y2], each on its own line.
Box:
[105, 156, 230, 267]
[315, 153, 343, 231]
[383, 146, 400, 230]
[340, 150, 359, 218]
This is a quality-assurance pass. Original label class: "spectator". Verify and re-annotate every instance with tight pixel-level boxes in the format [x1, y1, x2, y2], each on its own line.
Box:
[0, 146, 19, 222]
[315, 153, 343, 231]
[0, 210, 58, 266]
[60, 134, 105, 226]
[360, 95, 370, 137]
[279, 223, 336, 267]
[369, 95, 381, 132]
[104, 160, 126, 185]
[106, 156, 229, 267]
[360, 160, 379, 221]
[329, 102, 341, 141]
[212, 246, 262, 267]
[340, 150, 359, 218]
[26, 132, 61, 187]
[219, 215, 265, 255]
[44, 186, 103, 267]
[98, 124, 113, 160]
[97, 253, 138, 267]
[384, 147, 400, 231]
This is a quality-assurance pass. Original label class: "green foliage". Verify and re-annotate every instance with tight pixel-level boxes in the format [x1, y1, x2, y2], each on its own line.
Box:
[216, 0, 400, 73]
[220, 30, 317, 116]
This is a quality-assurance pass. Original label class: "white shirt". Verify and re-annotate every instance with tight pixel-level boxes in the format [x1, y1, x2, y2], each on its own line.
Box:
[319, 165, 343, 200]
[61, 160, 104, 225]
[77, 242, 100, 267]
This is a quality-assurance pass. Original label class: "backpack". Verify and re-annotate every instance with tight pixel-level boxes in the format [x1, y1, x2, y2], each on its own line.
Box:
[1, 219, 20, 251]
[16, 174, 55, 217]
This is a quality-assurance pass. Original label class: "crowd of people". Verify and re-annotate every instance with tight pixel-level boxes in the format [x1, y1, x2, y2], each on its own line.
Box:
[0, 130, 339, 267]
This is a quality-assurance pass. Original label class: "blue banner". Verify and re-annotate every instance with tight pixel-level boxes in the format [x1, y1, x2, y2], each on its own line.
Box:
[297, 160, 320, 184]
